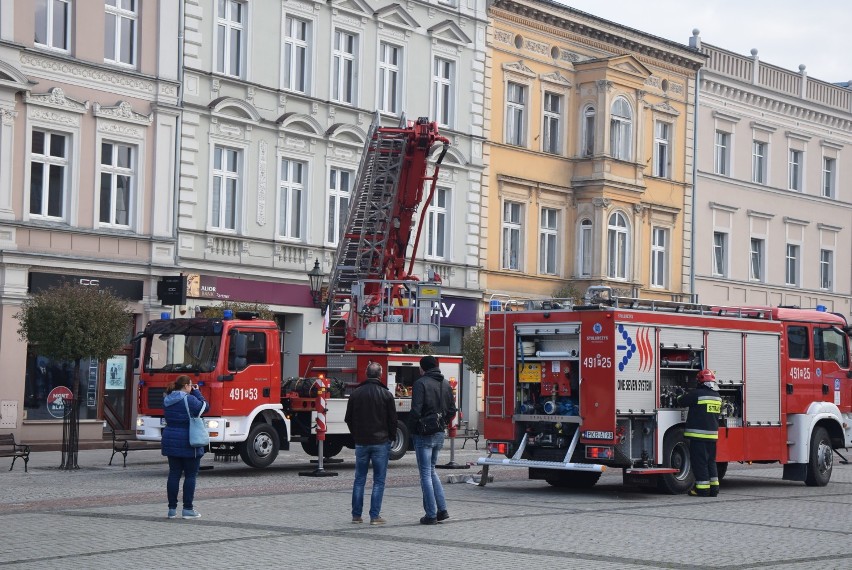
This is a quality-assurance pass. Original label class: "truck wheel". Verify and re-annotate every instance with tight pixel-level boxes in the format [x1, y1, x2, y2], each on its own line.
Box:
[544, 471, 601, 488]
[301, 436, 343, 458]
[389, 420, 409, 461]
[239, 423, 280, 468]
[804, 427, 832, 487]
[658, 428, 694, 494]
[716, 462, 728, 481]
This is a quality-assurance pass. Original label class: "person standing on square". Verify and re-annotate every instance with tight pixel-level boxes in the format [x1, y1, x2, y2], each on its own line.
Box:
[345, 362, 398, 525]
[161, 375, 206, 519]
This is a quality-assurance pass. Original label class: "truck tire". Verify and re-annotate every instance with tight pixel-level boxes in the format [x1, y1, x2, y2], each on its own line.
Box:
[239, 423, 280, 468]
[389, 420, 409, 461]
[658, 428, 694, 494]
[804, 426, 832, 487]
[716, 462, 728, 481]
[300, 436, 343, 458]
[544, 470, 601, 488]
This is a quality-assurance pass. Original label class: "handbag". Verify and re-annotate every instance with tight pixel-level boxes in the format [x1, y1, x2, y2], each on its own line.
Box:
[184, 397, 209, 447]
[417, 412, 446, 436]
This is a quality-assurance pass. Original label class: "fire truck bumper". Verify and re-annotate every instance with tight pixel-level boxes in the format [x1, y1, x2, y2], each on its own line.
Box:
[476, 457, 606, 472]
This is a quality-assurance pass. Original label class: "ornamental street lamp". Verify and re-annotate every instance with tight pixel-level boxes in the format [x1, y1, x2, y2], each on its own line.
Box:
[307, 259, 325, 308]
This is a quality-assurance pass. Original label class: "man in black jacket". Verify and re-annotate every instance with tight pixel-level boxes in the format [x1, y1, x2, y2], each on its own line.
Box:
[410, 355, 457, 525]
[678, 369, 722, 497]
[345, 362, 398, 525]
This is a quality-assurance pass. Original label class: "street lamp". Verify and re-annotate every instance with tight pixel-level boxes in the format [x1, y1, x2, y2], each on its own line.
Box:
[307, 259, 325, 307]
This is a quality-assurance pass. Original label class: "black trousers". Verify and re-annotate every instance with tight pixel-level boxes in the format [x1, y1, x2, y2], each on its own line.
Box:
[688, 437, 717, 494]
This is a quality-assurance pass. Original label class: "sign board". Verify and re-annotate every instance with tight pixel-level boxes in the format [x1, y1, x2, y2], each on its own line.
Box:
[47, 386, 74, 418]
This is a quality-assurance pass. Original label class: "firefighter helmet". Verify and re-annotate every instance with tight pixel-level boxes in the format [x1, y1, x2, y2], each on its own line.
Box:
[696, 369, 716, 382]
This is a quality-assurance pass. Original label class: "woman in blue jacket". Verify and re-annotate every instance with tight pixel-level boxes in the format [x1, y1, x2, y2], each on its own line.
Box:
[161, 375, 206, 519]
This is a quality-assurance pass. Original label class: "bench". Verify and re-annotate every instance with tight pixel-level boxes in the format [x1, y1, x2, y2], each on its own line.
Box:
[109, 429, 151, 467]
[0, 433, 30, 472]
[455, 422, 480, 450]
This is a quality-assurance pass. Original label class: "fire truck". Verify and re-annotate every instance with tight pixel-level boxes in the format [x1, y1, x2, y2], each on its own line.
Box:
[477, 287, 852, 492]
[134, 115, 462, 467]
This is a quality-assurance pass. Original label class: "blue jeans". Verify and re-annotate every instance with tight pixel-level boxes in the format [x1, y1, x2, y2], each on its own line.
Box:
[167, 456, 202, 510]
[413, 433, 447, 519]
[352, 442, 391, 519]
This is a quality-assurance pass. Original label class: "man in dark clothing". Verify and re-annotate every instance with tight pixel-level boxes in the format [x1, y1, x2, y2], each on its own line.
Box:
[678, 369, 722, 497]
[345, 362, 398, 525]
[410, 355, 457, 524]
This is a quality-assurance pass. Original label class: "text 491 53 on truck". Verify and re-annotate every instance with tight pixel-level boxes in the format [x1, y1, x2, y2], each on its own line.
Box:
[478, 287, 852, 492]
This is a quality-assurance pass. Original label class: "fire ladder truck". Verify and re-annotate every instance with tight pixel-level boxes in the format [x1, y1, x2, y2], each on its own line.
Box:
[477, 288, 852, 492]
[135, 115, 463, 467]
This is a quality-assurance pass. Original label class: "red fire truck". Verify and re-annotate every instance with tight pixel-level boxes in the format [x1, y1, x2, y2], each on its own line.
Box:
[478, 287, 852, 492]
[134, 115, 462, 467]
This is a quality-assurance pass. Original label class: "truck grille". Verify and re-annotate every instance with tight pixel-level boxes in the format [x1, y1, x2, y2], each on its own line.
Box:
[147, 388, 165, 410]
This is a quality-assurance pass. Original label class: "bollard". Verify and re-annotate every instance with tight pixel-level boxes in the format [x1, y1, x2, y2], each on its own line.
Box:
[299, 377, 338, 478]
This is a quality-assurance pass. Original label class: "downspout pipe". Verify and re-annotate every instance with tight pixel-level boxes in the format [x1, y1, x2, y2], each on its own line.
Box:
[172, 0, 185, 269]
[689, 30, 702, 303]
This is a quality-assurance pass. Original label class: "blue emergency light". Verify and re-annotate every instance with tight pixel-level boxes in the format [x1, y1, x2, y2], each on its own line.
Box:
[160, 312, 170, 319]
[223, 309, 234, 320]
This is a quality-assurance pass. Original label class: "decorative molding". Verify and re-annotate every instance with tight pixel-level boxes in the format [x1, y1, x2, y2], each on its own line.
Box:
[93, 101, 153, 125]
[494, 29, 514, 45]
[256, 140, 267, 227]
[708, 201, 739, 213]
[523, 38, 549, 56]
[749, 121, 777, 133]
[20, 54, 156, 95]
[783, 216, 809, 226]
[592, 197, 610, 208]
[28, 107, 79, 126]
[559, 49, 586, 62]
[539, 71, 571, 88]
[502, 60, 535, 79]
[820, 139, 844, 150]
[25, 87, 89, 113]
[428, 20, 472, 46]
[785, 130, 812, 142]
[647, 101, 680, 116]
[817, 222, 842, 233]
[282, 0, 319, 16]
[97, 121, 143, 139]
[0, 109, 16, 125]
[746, 209, 775, 220]
[712, 110, 741, 123]
[596, 80, 613, 92]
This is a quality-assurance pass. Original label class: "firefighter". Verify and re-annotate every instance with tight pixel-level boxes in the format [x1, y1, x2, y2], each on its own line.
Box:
[678, 369, 722, 497]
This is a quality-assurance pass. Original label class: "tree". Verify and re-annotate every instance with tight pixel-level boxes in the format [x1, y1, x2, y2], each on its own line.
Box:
[15, 283, 132, 469]
[461, 325, 485, 375]
[200, 301, 274, 321]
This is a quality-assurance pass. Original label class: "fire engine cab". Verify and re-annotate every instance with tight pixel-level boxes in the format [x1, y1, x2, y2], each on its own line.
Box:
[478, 287, 852, 492]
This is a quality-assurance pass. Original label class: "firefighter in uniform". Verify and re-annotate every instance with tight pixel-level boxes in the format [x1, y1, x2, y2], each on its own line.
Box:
[678, 369, 722, 497]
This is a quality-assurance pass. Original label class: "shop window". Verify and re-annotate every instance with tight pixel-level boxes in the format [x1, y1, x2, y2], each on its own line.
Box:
[24, 353, 100, 420]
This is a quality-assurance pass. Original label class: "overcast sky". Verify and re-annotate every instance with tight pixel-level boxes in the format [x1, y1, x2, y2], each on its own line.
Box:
[559, 0, 850, 84]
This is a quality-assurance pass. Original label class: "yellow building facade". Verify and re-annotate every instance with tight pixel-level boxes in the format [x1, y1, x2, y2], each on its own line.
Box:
[483, 0, 705, 304]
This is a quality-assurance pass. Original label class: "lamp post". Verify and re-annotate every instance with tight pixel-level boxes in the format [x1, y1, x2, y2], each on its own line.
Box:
[307, 259, 325, 308]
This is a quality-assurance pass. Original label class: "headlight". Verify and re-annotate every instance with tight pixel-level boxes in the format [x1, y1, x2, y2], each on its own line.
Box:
[136, 418, 144, 427]
[205, 420, 220, 429]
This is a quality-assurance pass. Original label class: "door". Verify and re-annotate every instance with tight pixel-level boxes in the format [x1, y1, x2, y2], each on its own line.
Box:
[102, 351, 133, 430]
[813, 326, 849, 408]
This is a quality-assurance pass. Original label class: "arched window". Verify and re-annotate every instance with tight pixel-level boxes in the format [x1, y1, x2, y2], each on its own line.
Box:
[610, 97, 632, 161]
[607, 211, 629, 279]
[582, 105, 595, 156]
[578, 218, 592, 277]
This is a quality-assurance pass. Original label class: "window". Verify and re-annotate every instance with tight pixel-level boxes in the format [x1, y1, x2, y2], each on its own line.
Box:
[582, 106, 595, 156]
[35, 0, 70, 50]
[327, 167, 352, 245]
[99, 142, 134, 227]
[714, 131, 730, 175]
[502, 201, 522, 270]
[542, 92, 562, 154]
[104, 0, 136, 66]
[785, 243, 799, 286]
[426, 187, 448, 259]
[283, 16, 310, 93]
[822, 157, 836, 198]
[712, 231, 727, 277]
[607, 212, 628, 279]
[578, 219, 592, 277]
[29, 130, 67, 219]
[216, 0, 245, 78]
[787, 326, 809, 360]
[539, 208, 558, 275]
[24, 353, 101, 420]
[651, 227, 667, 287]
[505, 82, 526, 146]
[211, 146, 240, 231]
[432, 57, 455, 127]
[610, 98, 632, 160]
[788, 150, 803, 191]
[820, 249, 833, 291]
[653, 121, 671, 178]
[332, 29, 358, 105]
[814, 327, 848, 367]
[378, 42, 401, 114]
[749, 238, 764, 281]
[278, 158, 305, 240]
[752, 141, 767, 184]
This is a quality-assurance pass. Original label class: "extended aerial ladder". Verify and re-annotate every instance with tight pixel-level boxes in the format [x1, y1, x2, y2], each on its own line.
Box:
[324, 114, 450, 353]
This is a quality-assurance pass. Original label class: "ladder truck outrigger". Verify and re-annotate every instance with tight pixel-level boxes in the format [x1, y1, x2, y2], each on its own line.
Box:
[477, 287, 852, 492]
[134, 115, 463, 467]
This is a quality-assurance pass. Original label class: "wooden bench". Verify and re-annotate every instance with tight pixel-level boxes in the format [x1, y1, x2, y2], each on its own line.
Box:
[0, 434, 31, 472]
[109, 429, 152, 467]
[454, 422, 480, 450]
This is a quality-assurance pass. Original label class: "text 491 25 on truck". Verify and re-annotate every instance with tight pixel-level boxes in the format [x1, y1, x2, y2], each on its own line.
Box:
[477, 287, 852, 492]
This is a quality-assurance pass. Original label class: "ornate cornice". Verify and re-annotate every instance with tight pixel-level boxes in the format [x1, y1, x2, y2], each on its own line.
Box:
[20, 53, 156, 97]
[25, 87, 88, 113]
[93, 101, 152, 125]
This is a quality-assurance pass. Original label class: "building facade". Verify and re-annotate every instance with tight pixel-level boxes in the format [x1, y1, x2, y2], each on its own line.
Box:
[482, 0, 704, 311]
[0, 1, 181, 443]
[692, 32, 852, 313]
[176, 0, 486, 424]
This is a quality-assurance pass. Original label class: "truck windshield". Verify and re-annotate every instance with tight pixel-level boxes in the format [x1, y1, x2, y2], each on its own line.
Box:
[145, 333, 221, 373]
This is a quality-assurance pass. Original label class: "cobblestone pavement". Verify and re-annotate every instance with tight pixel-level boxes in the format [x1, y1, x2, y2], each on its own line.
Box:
[3, 442, 852, 569]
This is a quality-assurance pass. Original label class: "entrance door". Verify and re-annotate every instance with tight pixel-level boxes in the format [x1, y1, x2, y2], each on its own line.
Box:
[102, 351, 133, 430]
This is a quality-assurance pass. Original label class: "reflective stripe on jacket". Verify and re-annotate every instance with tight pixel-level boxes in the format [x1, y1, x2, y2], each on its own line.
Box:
[678, 385, 721, 440]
